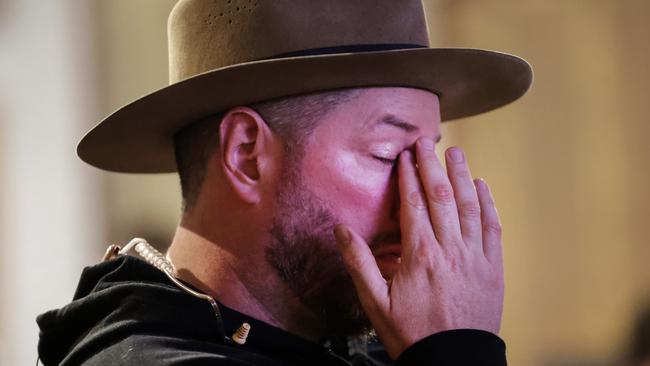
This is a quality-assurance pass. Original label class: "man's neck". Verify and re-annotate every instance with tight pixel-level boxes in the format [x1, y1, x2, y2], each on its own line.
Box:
[166, 225, 326, 342]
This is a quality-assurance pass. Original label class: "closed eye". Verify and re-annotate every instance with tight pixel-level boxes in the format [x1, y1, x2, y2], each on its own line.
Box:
[373, 156, 397, 166]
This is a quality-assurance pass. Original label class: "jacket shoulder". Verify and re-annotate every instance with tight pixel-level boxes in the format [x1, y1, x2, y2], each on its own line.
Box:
[64, 333, 279, 366]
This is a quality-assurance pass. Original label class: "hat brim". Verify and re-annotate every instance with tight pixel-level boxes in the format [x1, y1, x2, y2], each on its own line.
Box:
[78, 47, 532, 173]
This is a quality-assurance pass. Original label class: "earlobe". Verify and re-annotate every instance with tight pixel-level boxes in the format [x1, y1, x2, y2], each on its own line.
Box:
[217, 107, 269, 204]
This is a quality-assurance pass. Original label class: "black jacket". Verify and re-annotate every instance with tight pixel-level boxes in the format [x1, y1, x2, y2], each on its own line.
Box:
[37, 256, 507, 365]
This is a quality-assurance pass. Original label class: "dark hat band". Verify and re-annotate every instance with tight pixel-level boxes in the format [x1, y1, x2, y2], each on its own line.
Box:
[267, 43, 427, 60]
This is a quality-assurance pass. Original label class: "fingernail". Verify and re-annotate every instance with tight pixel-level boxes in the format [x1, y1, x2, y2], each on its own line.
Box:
[400, 150, 413, 164]
[474, 178, 485, 191]
[448, 147, 464, 163]
[334, 225, 351, 245]
[418, 137, 435, 151]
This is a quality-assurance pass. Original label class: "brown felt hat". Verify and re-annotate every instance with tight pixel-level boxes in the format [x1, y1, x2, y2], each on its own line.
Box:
[78, 0, 533, 173]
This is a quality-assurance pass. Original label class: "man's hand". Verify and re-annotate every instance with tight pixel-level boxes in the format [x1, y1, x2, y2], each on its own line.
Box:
[333, 137, 504, 360]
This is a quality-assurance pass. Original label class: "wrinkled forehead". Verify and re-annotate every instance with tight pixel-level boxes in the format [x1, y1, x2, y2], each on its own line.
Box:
[316, 87, 441, 139]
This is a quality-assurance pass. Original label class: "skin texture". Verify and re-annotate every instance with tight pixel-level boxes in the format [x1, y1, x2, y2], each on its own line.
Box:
[166, 87, 504, 359]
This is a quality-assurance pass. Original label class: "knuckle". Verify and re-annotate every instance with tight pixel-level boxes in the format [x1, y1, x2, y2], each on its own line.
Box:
[428, 184, 454, 205]
[406, 191, 428, 210]
[413, 241, 434, 261]
[458, 201, 481, 219]
[442, 251, 460, 273]
[411, 237, 436, 265]
[433, 225, 455, 242]
[341, 245, 370, 269]
[451, 168, 472, 182]
[341, 250, 363, 271]
[448, 242, 469, 261]
[419, 144, 436, 157]
[354, 252, 375, 269]
[424, 263, 439, 279]
[483, 222, 503, 237]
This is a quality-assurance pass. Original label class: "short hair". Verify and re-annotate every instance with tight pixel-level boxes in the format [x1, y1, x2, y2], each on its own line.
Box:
[173, 88, 363, 211]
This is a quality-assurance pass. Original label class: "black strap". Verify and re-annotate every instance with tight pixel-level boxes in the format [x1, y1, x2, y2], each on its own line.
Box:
[267, 43, 427, 59]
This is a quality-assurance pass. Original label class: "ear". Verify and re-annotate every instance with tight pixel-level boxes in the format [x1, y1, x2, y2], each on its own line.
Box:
[217, 106, 279, 204]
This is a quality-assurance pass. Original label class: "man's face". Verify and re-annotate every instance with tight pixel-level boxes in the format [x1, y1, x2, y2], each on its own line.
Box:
[266, 87, 441, 336]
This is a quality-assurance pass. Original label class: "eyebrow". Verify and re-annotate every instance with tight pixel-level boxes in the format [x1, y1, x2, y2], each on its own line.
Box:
[373, 114, 442, 142]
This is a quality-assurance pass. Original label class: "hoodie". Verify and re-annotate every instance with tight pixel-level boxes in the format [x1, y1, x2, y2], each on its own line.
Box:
[37, 255, 506, 365]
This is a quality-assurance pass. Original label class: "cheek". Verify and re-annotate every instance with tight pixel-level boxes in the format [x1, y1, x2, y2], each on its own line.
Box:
[304, 150, 394, 228]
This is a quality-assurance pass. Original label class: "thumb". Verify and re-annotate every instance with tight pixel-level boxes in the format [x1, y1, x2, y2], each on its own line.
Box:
[334, 224, 389, 313]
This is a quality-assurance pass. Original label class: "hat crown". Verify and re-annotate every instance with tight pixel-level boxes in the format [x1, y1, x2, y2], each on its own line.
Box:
[168, 0, 430, 83]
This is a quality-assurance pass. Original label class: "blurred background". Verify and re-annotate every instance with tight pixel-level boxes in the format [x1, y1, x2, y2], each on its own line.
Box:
[1, 0, 649, 365]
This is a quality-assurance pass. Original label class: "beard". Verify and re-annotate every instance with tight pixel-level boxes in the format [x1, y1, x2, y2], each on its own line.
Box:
[265, 161, 371, 337]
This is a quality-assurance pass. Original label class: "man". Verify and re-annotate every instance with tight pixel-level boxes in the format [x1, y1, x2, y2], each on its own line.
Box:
[37, 1, 532, 365]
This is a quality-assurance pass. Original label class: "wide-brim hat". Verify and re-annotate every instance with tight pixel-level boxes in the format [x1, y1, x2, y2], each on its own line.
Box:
[78, 0, 533, 173]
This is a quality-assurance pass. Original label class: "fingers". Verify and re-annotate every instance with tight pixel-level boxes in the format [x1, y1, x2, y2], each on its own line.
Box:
[333, 225, 389, 313]
[445, 147, 482, 246]
[397, 150, 436, 261]
[475, 179, 503, 266]
[414, 138, 461, 245]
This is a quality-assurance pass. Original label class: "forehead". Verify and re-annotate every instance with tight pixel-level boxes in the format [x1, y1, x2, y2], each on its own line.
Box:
[315, 87, 441, 139]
